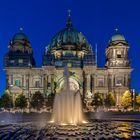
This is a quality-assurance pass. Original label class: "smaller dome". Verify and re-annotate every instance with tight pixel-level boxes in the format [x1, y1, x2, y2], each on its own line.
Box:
[110, 34, 125, 42]
[12, 32, 29, 42]
[9, 31, 32, 54]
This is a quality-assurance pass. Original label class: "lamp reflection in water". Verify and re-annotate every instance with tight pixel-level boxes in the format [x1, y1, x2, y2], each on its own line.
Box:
[117, 122, 133, 139]
[51, 66, 87, 125]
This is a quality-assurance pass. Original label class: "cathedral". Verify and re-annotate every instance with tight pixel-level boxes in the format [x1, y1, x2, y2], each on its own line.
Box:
[4, 14, 132, 108]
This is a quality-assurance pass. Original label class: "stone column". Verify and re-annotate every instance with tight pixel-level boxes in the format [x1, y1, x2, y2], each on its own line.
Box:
[43, 74, 48, 98]
[22, 75, 24, 87]
[11, 75, 13, 86]
[25, 75, 29, 89]
[86, 74, 91, 92]
[94, 74, 97, 89]
[41, 75, 44, 87]
[113, 49, 116, 58]
[105, 75, 108, 87]
[125, 75, 128, 87]
[91, 75, 94, 94]
[51, 74, 54, 93]
[46, 75, 48, 89]
[112, 75, 115, 87]
[48, 75, 51, 89]
[6, 74, 9, 88]
[23, 75, 26, 87]
[26, 74, 30, 93]
[85, 74, 91, 99]
[108, 75, 112, 90]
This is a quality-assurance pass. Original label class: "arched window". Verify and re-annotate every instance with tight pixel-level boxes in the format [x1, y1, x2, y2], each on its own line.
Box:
[35, 81, 40, 88]
[116, 77, 123, 86]
[15, 79, 20, 87]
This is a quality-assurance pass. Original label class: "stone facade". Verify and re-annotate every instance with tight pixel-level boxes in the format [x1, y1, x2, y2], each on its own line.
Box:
[4, 15, 132, 107]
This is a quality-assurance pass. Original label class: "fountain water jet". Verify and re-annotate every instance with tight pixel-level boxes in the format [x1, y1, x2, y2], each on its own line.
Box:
[51, 66, 86, 125]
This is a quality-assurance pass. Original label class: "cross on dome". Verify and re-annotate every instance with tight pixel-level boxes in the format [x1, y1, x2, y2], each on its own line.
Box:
[115, 28, 119, 33]
[19, 27, 24, 32]
[68, 9, 71, 17]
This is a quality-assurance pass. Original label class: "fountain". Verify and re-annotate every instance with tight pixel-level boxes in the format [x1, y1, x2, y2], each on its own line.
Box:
[51, 66, 85, 125]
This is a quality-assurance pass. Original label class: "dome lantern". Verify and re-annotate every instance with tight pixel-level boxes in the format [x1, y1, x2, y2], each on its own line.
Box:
[66, 9, 72, 29]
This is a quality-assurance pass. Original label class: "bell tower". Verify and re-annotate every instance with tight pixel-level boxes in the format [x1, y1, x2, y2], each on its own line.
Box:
[105, 31, 132, 107]
[106, 33, 130, 68]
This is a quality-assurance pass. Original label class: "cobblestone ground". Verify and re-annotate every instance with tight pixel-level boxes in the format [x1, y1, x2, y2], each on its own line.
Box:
[0, 120, 140, 140]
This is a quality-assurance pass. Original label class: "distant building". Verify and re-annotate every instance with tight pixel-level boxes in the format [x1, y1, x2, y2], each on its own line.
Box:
[4, 14, 132, 108]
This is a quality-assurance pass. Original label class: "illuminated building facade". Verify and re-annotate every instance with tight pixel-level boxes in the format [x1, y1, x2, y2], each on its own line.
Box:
[4, 14, 132, 107]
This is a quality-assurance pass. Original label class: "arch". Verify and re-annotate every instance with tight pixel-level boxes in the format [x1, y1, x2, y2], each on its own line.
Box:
[56, 76, 80, 92]
[60, 77, 79, 91]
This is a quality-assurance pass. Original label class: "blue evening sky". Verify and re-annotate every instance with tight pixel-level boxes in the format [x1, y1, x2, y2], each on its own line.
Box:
[0, 0, 140, 95]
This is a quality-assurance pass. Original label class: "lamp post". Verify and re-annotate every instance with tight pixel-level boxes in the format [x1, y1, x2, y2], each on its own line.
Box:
[131, 89, 135, 111]
[9, 84, 13, 110]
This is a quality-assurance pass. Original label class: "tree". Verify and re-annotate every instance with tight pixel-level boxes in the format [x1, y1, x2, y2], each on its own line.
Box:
[136, 94, 140, 108]
[121, 90, 132, 109]
[31, 91, 44, 110]
[105, 92, 116, 109]
[15, 93, 27, 110]
[46, 93, 55, 107]
[92, 93, 103, 110]
[1, 90, 13, 109]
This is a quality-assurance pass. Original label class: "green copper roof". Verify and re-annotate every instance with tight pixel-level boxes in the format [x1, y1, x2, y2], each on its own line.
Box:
[12, 32, 29, 42]
[47, 15, 90, 52]
[110, 34, 125, 42]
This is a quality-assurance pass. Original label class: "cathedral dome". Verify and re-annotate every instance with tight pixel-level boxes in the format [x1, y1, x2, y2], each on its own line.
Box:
[46, 15, 90, 52]
[43, 13, 95, 67]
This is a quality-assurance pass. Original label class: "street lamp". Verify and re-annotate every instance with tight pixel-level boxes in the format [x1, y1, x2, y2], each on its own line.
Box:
[131, 89, 135, 111]
[9, 84, 14, 109]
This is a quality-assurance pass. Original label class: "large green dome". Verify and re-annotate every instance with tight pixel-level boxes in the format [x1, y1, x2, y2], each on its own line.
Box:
[46, 16, 90, 52]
